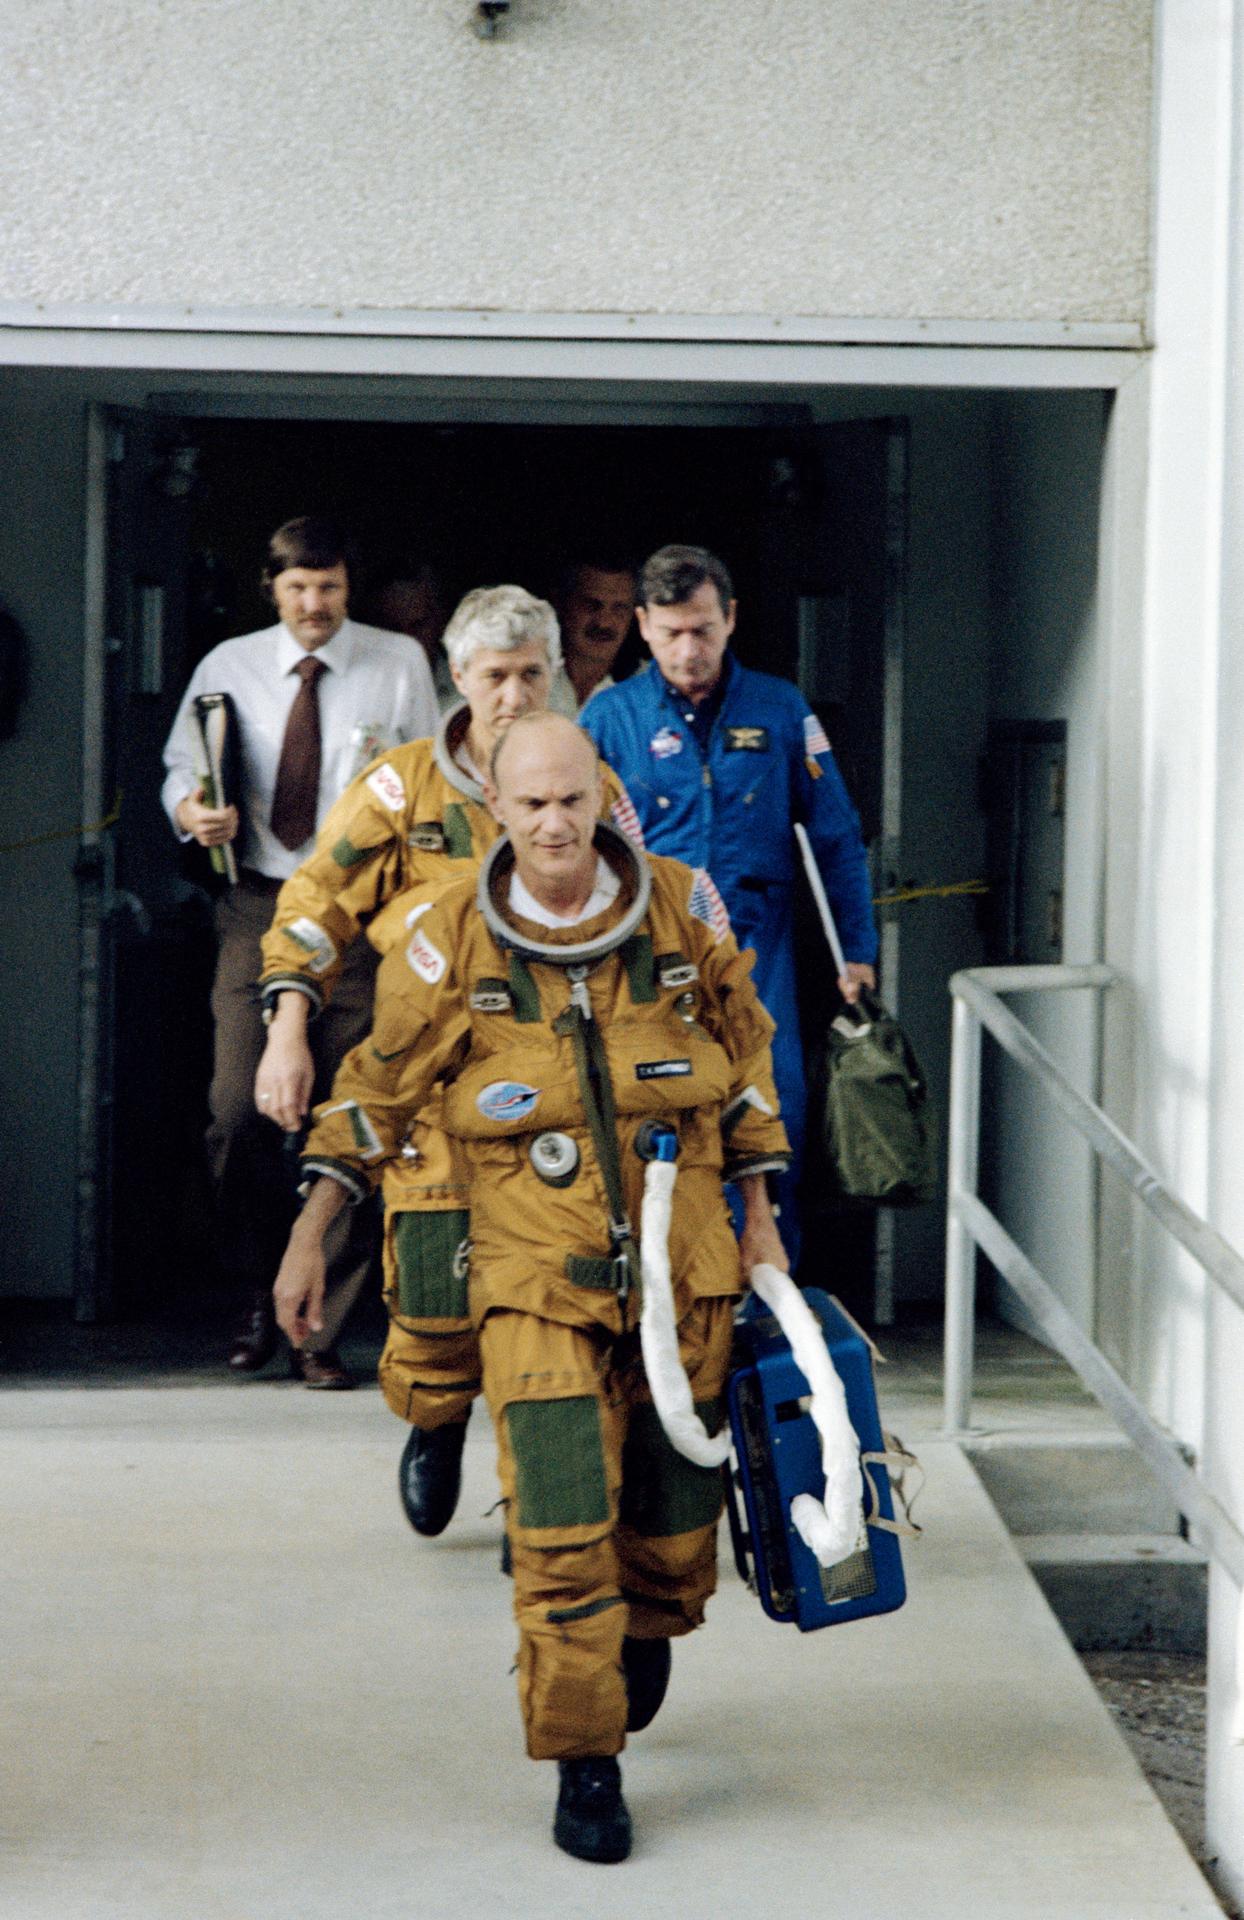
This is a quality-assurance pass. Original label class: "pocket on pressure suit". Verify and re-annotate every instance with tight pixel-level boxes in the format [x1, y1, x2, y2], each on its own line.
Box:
[391, 1208, 471, 1321]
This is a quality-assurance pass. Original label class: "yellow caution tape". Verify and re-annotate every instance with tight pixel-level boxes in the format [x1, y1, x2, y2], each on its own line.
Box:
[0, 789, 123, 856]
[873, 878, 990, 907]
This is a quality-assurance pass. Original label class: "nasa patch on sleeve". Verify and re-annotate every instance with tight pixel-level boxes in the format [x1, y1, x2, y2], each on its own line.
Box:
[365, 761, 407, 811]
[406, 926, 446, 984]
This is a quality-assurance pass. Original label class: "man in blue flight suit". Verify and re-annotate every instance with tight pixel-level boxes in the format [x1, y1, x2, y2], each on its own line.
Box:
[581, 544, 877, 1268]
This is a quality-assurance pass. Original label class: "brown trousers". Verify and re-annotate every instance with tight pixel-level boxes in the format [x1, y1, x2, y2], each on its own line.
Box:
[481, 1296, 734, 1761]
[207, 873, 378, 1351]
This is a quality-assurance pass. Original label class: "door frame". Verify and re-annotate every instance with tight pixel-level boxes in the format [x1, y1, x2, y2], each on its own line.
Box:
[73, 330, 1146, 1320]
[76, 406, 111, 1320]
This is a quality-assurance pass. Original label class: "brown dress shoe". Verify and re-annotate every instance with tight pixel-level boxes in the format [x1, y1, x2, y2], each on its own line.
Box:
[291, 1345, 355, 1390]
[227, 1291, 278, 1373]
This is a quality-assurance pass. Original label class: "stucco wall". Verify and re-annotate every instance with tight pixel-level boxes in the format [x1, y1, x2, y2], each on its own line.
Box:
[0, 0, 1151, 322]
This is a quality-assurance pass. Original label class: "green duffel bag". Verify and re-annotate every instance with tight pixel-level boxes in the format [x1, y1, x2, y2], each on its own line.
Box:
[820, 990, 938, 1206]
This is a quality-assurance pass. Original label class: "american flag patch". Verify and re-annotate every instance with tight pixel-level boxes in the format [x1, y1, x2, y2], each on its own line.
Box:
[803, 713, 831, 757]
[688, 868, 731, 944]
[610, 791, 645, 847]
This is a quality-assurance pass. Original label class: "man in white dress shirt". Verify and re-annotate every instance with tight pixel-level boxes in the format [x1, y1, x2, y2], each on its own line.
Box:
[162, 515, 438, 1384]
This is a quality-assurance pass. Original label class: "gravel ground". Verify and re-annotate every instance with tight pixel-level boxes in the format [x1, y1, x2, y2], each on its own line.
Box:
[1082, 1651, 1241, 1918]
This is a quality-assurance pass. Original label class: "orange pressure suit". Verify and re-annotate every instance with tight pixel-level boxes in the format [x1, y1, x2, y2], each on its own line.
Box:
[258, 702, 643, 1429]
[301, 826, 789, 1758]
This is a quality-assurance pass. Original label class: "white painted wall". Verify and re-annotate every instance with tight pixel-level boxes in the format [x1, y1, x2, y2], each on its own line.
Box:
[0, 1, 1152, 323]
[1204, 2, 1244, 1901]
[1206, 593, 1244, 1902]
[1104, 0, 1244, 1903]
[1098, 0, 1233, 1448]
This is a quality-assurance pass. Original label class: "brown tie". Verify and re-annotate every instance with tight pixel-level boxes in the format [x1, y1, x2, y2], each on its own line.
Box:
[270, 656, 326, 849]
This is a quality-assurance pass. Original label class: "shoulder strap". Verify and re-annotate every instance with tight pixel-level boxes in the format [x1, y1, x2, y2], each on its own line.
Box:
[554, 980, 639, 1306]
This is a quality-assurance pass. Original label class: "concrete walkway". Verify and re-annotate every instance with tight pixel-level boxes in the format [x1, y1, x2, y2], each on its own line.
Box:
[1, 1370, 1223, 1920]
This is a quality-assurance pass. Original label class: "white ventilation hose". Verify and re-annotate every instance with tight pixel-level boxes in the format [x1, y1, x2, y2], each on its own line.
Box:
[749, 1262, 865, 1568]
[638, 1159, 731, 1469]
[637, 1169, 867, 1566]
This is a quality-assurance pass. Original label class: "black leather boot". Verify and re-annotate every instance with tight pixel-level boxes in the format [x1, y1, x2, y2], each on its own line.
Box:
[553, 1757, 632, 1863]
[622, 1635, 672, 1732]
[398, 1420, 467, 1536]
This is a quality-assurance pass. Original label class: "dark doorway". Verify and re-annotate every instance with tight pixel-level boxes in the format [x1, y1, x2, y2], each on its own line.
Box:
[95, 408, 903, 1329]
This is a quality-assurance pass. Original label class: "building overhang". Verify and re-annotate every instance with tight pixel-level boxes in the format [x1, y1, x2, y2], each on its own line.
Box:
[0, 303, 1145, 393]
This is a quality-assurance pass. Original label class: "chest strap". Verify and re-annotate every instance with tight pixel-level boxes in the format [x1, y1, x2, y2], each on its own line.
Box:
[507, 951, 543, 1023]
[620, 933, 655, 1004]
[554, 971, 639, 1311]
[441, 801, 474, 859]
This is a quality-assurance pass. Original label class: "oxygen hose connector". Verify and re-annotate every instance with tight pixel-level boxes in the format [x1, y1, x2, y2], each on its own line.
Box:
[635, 1118, 678, 1164]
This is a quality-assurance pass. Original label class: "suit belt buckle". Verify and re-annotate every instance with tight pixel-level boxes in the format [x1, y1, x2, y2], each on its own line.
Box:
[609, 1216, 634, 1302]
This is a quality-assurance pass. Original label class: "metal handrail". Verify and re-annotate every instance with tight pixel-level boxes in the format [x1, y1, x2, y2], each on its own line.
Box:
[943, 963, 1244, 1592]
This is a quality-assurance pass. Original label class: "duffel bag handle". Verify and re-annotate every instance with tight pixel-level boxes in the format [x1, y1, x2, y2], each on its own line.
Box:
[794, 822, 849, 979]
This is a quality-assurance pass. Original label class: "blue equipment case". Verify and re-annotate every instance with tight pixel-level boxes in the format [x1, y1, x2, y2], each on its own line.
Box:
[725, 1288, 907, 1631]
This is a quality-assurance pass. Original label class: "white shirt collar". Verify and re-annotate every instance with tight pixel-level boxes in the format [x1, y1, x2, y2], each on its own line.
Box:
[275, 616, 355, 678]
[509, 856, 621, 928]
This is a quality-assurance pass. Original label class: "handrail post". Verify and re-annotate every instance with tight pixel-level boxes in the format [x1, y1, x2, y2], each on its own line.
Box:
[944, 989, 982, 1432]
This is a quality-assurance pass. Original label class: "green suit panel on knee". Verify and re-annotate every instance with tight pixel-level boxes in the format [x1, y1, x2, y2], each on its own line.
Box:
[506, 1396, 610, 1531]
[620, 1399, 725, 1537]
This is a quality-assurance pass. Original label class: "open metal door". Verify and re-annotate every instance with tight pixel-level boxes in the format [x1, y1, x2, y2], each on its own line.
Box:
[76, 405, 207, 1320]
[756, 416, 908, 1322]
